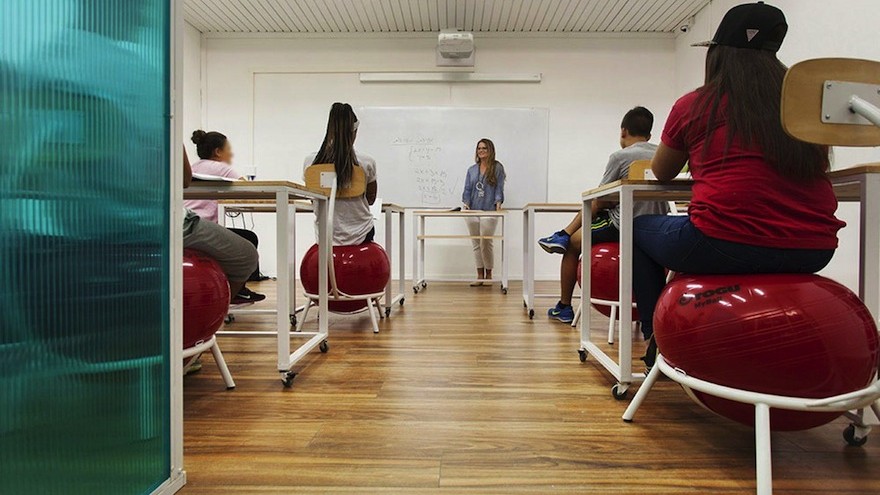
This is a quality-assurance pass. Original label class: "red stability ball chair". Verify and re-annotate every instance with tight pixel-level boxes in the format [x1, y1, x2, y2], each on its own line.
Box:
[623, 273, 880, 494]
[299, 242, 391, 334]
[573, 243, 640, 345]
[182, 249, 235, 389]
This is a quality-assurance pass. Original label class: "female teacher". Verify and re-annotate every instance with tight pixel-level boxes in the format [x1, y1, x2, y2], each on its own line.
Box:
[462, 138, 506, 287]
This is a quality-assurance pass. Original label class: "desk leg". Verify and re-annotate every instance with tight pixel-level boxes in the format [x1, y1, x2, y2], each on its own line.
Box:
[412, 214, 420, 293]
[384, 208, 393, 316]
[398, 211, 406, 304]
[579, 200, 592, 363]
[523, 209, 535, 318]
[316, 198, 330, 338]
[852, 174, 880, 430]
[860, 175, 880, 321]
[275, 192, 291, 372]
[420, 216, 426, 288]
[501, 213, 508, 294]
[618, 187, 635, 394]
[289, 202, 297, 326]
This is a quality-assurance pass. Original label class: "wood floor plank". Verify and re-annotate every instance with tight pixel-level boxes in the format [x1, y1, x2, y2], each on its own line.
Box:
[181, 280, 880, 493]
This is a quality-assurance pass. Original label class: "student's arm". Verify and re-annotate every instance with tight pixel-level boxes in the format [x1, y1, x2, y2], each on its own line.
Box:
[593, 154, 622, 212]
[651, 144, 689, 182]
[183, 147, 192, 189]
[366, 181, 378, 205]
[591, 199, 602, 219]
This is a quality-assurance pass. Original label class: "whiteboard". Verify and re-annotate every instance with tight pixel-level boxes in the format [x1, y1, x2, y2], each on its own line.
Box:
[355, 107, 549, 208]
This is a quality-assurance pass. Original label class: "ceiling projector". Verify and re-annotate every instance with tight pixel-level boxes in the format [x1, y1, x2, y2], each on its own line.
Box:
[438, 30, 474, 59]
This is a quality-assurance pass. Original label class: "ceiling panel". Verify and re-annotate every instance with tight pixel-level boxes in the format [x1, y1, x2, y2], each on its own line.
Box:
[185, 0, 708, 34]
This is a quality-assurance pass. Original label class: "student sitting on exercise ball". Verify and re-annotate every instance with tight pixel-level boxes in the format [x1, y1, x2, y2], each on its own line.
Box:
[538, 107, 669, 323]
[185, 130, 266, 304]
[632, 1, 844, 371]
[303, 102, 378, 245]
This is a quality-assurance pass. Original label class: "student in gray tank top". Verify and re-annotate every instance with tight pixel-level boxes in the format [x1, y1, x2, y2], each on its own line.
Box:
[537, 107, 670, 325]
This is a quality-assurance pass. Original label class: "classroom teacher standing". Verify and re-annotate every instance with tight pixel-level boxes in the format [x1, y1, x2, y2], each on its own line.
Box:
[462, 138, 506, 287]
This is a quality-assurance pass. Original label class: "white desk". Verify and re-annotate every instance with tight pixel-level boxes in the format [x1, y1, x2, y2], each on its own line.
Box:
[827, 165, 880, 434]
[185, 181, 330, 387]
[580, 165, 880, 405]
[220, 201, 407, 317]
[412, 209, 508, 294]
[521, 203, 582, 319]
[580, 180, 693, 399]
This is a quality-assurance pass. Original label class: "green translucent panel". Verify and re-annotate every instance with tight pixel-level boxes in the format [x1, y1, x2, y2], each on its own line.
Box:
[0, 1, 171, 494]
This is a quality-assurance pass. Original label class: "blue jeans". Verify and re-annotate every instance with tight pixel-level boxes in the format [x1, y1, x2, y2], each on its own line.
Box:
[633, 215, 835, 336]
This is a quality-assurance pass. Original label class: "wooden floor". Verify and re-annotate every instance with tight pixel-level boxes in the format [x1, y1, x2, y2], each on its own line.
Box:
[181, 280, 879, 494]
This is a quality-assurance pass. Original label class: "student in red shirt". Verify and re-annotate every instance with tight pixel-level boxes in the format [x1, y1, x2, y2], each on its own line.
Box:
[633, 2, 845, 370]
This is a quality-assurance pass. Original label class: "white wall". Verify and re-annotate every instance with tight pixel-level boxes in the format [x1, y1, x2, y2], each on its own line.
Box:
[201, 33, 678, 281]
[183, 21, 202, 159]
[674, 0, 880, 295]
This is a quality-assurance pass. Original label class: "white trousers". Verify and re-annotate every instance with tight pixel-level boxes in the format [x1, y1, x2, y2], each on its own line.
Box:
[464, 217, 499, 271]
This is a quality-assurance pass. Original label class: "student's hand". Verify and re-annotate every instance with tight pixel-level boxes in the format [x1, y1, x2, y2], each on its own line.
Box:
[462, 204, 470, 210]
[495, 202, 502, 211]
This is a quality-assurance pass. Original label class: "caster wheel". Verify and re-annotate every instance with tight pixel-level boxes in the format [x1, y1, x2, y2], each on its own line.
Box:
[528, 309, 535, 319]
[413, 286, 420, 294]
[224, 314, 235, 324]
[289, 315, 297, 326]
[281, 371, 297, 388]
[612, 384, 629, 400]
[421, 282, 427, 289]
[399, 298, 405, 307]
[319, 340, 329, 353]
[501, 287, 508, 295]
[844, 424, 869, 447]
[385, 307, 392, 317]
[578, 349, 588, 363]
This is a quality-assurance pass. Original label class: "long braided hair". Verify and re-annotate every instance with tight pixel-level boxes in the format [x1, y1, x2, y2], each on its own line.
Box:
[313, 102, 359, 187]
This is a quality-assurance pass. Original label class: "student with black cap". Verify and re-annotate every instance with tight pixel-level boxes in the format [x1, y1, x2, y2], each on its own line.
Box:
[632, 2, 845, 370]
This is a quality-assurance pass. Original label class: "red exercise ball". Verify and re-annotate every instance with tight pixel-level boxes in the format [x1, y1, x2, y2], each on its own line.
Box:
[655, 273, 879, 431]
[578, 243, 639, 320]
[300, 242, 391, 314]
[182, 249, 230, 349]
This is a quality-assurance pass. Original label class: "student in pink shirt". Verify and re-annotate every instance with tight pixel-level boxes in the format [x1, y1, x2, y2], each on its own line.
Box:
[185, 130, 266, 304]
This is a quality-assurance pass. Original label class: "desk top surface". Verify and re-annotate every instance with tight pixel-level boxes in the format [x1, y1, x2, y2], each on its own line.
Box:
[217, 199, 403, 211]
[413, 209, 507, 216]
[583, 164, 880, 201]
[186, 180, 325, 200]
[828, 163, 880, 179]
[522, 203, 582, 211]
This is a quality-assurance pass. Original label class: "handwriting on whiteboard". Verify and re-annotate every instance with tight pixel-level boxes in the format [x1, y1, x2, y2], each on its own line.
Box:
[392, 136, 435, 146]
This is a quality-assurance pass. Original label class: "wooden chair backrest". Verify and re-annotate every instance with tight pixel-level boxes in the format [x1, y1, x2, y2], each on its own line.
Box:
[627, 159, 652, 179]
[304, 163, 366, 198]
[781, 58, 880, 146]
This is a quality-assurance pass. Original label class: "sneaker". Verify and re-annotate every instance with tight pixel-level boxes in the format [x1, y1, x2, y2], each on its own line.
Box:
[641, 336, 657, 374]
[538, 231, 570, 254]
[232, 287, 266, 305]
[547, 302, 574, 323]
[184, 358, 202, 376]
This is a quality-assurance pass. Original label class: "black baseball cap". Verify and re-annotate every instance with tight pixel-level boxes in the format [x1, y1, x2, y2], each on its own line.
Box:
[692, 2, 788, 52]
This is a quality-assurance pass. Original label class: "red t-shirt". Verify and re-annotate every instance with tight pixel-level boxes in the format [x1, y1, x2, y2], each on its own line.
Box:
[661, 90, 844, 249]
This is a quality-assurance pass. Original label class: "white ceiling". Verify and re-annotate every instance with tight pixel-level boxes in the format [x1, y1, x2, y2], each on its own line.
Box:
[184, 0, 710, 34]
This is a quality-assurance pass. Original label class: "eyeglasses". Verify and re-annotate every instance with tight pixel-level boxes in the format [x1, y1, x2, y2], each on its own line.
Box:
[477, 147, 489, 150]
